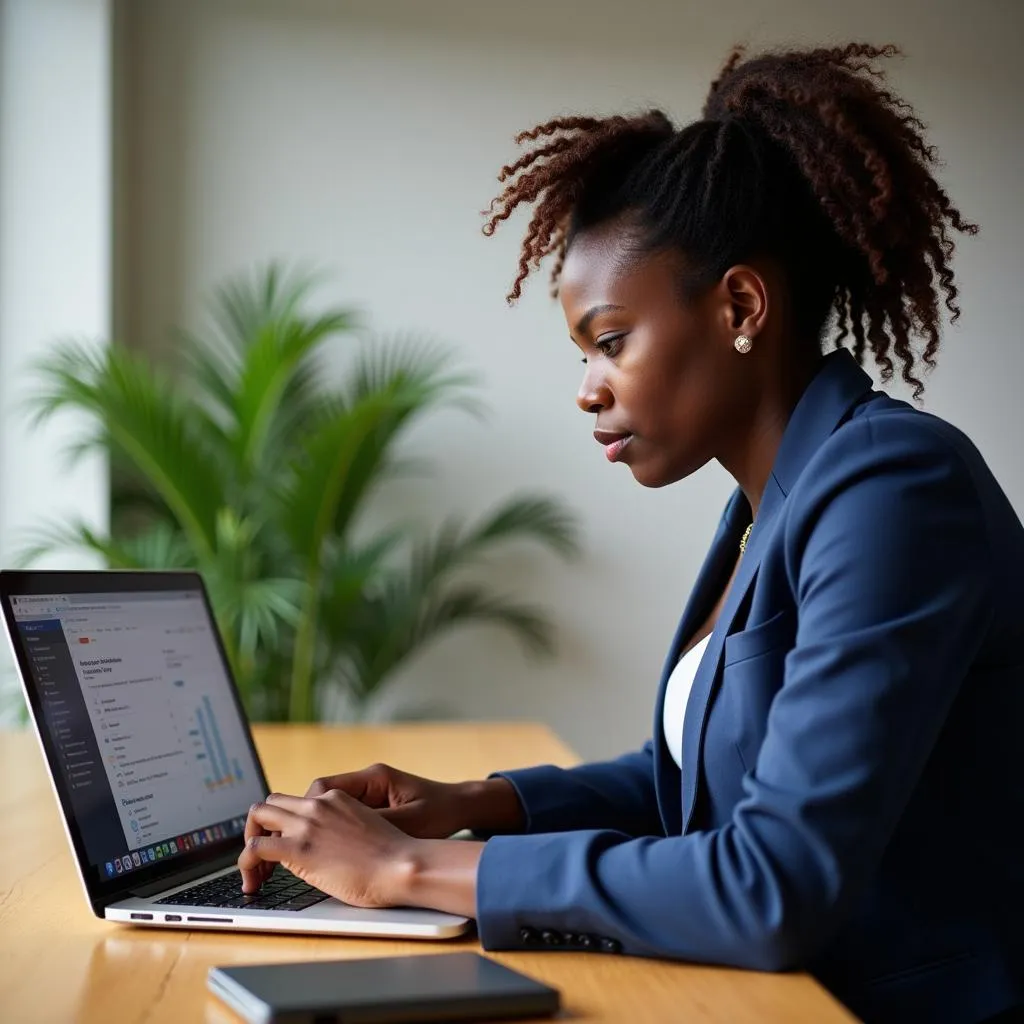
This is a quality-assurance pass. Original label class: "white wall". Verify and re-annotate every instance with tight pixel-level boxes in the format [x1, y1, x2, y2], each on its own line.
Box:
[118, 0, 1024, 759]
[0, 0, 112, 722]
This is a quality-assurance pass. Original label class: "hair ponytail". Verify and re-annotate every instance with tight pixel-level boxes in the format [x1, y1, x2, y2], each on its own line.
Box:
[484, 43, 976, 397]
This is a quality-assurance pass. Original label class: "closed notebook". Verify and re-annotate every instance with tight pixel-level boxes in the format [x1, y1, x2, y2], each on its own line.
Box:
[207, 951, 561, 1024]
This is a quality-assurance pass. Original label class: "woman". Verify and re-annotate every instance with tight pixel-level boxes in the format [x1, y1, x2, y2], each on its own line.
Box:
[237, 44, 1024, 1024]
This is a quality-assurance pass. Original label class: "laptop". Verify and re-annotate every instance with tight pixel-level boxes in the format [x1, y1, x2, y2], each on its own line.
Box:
[0, 569, 470, 940]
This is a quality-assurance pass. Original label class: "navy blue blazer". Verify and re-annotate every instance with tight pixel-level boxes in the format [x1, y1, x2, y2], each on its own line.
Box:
[475, 350, 1024, 1024]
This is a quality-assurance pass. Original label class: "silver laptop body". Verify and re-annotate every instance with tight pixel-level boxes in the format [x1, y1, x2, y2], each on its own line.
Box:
[0, 569, 468, 940]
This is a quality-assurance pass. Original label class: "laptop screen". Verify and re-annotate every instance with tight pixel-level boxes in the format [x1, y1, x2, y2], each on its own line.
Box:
[7, 582, 265, 884]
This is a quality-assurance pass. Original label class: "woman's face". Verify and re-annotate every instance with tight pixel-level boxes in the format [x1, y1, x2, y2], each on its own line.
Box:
[559, 221, 761, 489]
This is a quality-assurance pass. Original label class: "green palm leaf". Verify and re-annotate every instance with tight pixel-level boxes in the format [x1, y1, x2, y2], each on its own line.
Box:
[409, 496, 580, 591]
[262, 357, 329, 457]
[13, 519, 193, 570]
[177, 328, 240, 437]
[330, 339, 479, 539]
[278, 395, 403, 565]
[203, 572, 304, 699]
[209, 263, 324, 353]
[465, 496, 581, 558]
[26, 342, 225, 561]
[335, 496, 578, 706]
[278, 392, 423, 720]
[343, 335, 480, 412]
[182, 265, 357, 478]
[232, 312, 354, 472]
[318, 533, 403, 631]
[112, 523, 195, 568]
[414, 586, 553, 655]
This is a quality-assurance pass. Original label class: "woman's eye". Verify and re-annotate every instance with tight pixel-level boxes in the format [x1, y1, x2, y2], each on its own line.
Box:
[595, 334, 626, 357]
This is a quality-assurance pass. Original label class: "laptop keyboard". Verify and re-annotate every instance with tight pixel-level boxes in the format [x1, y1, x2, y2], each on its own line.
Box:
[155, 866, 329, 911]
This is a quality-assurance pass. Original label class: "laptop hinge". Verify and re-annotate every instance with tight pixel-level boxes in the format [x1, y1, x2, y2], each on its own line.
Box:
[129, 849, 241, 899]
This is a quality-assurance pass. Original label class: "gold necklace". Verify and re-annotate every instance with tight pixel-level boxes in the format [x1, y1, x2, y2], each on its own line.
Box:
[739, 523, 753, 555]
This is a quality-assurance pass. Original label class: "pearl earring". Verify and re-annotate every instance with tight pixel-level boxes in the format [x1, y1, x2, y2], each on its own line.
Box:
[734, 334, 753, 354]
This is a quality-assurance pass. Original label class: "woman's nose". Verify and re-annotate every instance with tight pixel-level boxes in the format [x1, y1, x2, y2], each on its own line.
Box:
[576, 365, 610, 414]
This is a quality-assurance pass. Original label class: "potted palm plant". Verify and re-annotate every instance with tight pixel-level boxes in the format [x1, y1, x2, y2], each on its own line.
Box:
[18, 265, 579, 722]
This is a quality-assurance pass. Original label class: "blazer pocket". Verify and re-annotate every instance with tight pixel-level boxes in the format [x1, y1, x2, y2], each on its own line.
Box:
[723, 608, 796, 667]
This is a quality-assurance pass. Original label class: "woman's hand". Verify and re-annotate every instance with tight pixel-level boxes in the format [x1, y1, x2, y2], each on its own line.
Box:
[303, 763, 525, 839]
[237, 790, 419, 906]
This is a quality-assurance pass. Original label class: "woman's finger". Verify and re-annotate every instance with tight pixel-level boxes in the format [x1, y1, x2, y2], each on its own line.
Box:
[305, 770, 387, 806]
[264, 792, 317, 815]
[238, 834, 289, 886]
[248, 799, 304, 833]
[241, 800, 302, 892]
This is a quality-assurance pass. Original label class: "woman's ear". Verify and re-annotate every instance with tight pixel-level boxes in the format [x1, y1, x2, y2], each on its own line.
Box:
[722, 265, 769, 338]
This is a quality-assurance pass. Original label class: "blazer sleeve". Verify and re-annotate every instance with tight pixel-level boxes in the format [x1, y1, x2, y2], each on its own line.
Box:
[488, 742, 663, 838]
[474, 417, 995, 970]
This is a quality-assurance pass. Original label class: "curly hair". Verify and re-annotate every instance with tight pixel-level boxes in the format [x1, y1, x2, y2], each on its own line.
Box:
[482, 44, 977, 398]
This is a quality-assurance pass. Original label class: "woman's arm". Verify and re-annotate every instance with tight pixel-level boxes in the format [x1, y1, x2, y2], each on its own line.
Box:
[480, 742, 663, 837]
[396, 839, 484, 918]
[236, 750, 661, 911]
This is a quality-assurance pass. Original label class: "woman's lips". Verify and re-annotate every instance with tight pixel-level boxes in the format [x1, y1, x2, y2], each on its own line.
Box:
[594, 430, 633, 463]
[605, 435, 632, 462]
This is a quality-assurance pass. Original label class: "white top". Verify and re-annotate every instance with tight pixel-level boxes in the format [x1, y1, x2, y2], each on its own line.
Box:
[662, 633, 712, 770]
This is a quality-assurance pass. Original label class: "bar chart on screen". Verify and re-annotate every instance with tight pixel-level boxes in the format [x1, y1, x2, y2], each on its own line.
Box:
[194, 695, 245, 790]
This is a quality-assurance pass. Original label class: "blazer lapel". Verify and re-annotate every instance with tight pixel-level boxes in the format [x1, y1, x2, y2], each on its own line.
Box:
[652, 489, 748, 835]
[678, 475, 784, 832]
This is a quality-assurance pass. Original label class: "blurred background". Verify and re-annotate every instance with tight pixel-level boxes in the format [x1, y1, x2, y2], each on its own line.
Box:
[1, 0, 1021, 759]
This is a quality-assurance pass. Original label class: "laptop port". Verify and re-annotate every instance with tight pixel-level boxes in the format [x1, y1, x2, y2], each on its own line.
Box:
[187, 916, 233, 924]
[130, 912, 153, 920]
[164, 914, 182, 922]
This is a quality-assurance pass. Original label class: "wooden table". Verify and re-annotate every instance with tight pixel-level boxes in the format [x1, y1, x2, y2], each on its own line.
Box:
[0, 723, 855, 1023]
